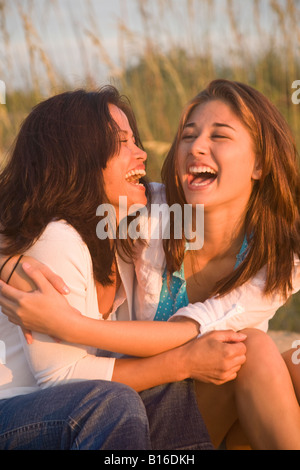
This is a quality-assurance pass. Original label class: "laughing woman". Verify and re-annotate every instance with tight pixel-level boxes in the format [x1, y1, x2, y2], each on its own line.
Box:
[1, 81, 300, 450]
[155, 79, 300, 448]
[0, 87, 217, 450]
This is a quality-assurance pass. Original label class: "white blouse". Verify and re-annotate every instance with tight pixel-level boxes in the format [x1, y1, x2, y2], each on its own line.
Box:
[0, 221, 118, 400]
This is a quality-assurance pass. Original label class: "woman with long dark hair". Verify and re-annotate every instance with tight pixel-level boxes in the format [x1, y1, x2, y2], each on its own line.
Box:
[1, 81, 300, 449]
[0, 87, 216, 450]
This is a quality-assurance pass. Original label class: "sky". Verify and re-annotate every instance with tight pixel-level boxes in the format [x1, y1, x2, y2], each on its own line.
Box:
[0, 0, 292, 91]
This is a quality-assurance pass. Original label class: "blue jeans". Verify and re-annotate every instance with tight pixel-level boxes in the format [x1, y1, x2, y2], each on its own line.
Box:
[140, 380, 214, 450]
[0, 380, 213, 450]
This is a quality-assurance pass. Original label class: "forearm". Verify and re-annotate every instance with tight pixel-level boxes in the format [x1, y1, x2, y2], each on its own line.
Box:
[111, 328, 248, 392]
[61, 313, 199, 357]
[0, 255, 200, 357]
[112, 346, 187, 392]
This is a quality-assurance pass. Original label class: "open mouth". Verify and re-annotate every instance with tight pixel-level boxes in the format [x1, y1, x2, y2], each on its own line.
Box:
[125, 168, 146, 187]
[188, 165, 217, 188]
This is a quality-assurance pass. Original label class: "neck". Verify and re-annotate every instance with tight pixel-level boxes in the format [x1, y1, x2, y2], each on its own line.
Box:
[194, 203, 246, 262]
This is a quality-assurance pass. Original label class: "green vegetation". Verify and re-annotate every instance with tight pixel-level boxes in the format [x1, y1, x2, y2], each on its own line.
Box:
[0, 0, 299, 330]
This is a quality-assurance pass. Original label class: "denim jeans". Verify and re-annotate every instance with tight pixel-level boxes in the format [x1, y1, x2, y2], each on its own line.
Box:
[0, 381, 151, 450]
[140, 380, 214, 450]
[0, 380, 213, 450]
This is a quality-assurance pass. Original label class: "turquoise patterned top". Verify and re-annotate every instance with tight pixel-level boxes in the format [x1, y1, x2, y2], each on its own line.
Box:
[154, 236, 249, 322]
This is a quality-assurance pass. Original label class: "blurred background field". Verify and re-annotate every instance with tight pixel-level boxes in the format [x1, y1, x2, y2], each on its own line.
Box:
[0, 0, 299, 331]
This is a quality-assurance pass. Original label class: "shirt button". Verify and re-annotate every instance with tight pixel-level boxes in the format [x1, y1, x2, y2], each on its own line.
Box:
[235, 304, 245, 314]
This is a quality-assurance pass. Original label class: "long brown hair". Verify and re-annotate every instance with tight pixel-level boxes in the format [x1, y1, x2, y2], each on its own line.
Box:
[162, 79, 300, 298]
[0, 86, 148, 285]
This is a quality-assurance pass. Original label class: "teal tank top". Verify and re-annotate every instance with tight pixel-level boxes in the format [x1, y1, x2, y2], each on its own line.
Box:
[154, 236, 249, 322]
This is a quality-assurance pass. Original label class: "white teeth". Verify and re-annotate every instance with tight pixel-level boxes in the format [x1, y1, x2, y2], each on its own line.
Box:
[189, 166, 217, 175]
[125, 168, 146, 186]
[125, 169, 146, 180]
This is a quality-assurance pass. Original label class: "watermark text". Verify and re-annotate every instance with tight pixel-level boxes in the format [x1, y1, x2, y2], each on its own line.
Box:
[292, 340, 300, 365]
[96, 197, 204, 250]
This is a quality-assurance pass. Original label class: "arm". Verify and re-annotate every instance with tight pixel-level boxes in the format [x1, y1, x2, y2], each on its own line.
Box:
[0, 254, 70, 343]
[170, 259, 300, 333]
[0, 254, 70, 294]
[112, 329, 247, 391]
[0, 254, 200, 357]
[0, 256, 247, 391]
[9, 222, 120, 387]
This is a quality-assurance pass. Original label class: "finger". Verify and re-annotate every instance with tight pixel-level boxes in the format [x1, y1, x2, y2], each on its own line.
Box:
[218, 372, 238, 384]
[232, 354, 247, 368]
[0, 303, 21, 326]
[23, 328, 33, 345]
[227, 341, 247, 355]
[21, 263, 56, 293]
[213, 329, 247, 343]
[0, 280, 23, 302]
[38, 264, 70, 295]
[215, 364, 244, 384]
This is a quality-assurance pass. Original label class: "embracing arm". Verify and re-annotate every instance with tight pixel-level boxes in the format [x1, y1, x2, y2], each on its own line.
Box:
[0, 256, 199, 357]
[0, 255, 70, 294]
[170, 258, 300, 333]
[0, 259, 247, 391]
[112, 329, 247, 391]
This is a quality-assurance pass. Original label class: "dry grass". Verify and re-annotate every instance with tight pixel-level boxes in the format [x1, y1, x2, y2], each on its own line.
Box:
[1, 0, 299, 158]
[0, 0, 299, 329]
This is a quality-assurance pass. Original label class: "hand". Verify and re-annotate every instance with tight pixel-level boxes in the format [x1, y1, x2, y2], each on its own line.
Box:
[0, 262, 80, 343]
[0, 258, 70, 343]
[180, 330, 247, 385]
[0, 256, 70, 295]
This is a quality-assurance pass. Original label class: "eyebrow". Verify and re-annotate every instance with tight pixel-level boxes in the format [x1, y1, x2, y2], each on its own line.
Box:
[214, 122, 236, 131]
[184, 122, 236, 131]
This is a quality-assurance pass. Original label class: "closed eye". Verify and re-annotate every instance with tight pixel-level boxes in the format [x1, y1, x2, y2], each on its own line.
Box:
[211, 134, 230, 140]
[181, 134, 196, 141]
[119, 132, 136, 144]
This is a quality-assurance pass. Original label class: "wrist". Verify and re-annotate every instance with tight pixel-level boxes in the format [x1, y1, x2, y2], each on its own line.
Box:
[46, 305, 85, 344]
[169, 344, 191, 382]
[63, 308, 86, 343]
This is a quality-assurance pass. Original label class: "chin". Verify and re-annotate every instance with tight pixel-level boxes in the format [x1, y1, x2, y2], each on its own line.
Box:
[128, 195, 147, 208]
[183, 192, 205, 206]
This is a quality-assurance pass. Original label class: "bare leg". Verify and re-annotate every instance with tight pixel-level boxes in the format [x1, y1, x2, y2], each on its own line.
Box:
[225, 421, 251, 450]
[194, 380, 237, 448]
[194, 380, 252, 449]
[195, 329, 300, 450]
[235, 329, 300, 450]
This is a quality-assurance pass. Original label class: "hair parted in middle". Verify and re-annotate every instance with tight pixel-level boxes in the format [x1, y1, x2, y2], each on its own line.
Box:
[162, 79, 300, 299]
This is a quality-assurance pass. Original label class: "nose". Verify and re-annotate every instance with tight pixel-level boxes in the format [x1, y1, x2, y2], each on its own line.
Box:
[135, 144, 147, 162]
[190, 133, 209, 156]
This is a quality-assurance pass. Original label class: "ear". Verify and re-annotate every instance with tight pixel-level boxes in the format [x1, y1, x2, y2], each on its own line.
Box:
[252, 157, 262, 180]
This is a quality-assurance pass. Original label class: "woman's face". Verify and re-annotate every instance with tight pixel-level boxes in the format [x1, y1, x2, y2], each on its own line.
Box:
[176, 99, 261, 212]
[103, 104, 147, 213]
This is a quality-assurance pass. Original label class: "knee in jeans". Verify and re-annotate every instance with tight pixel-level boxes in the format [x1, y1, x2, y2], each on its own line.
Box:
[88, 381, 149, 428]
[116, 384, 149, 428]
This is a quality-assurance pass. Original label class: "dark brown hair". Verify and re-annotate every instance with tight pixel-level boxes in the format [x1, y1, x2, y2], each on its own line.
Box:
[0, 86, 147, 285]
[162, 79, 300, 298]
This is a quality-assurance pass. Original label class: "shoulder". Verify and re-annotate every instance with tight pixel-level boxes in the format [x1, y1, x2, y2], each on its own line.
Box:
[25, 220, 91, 272]
[39, 220, 85, 245]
